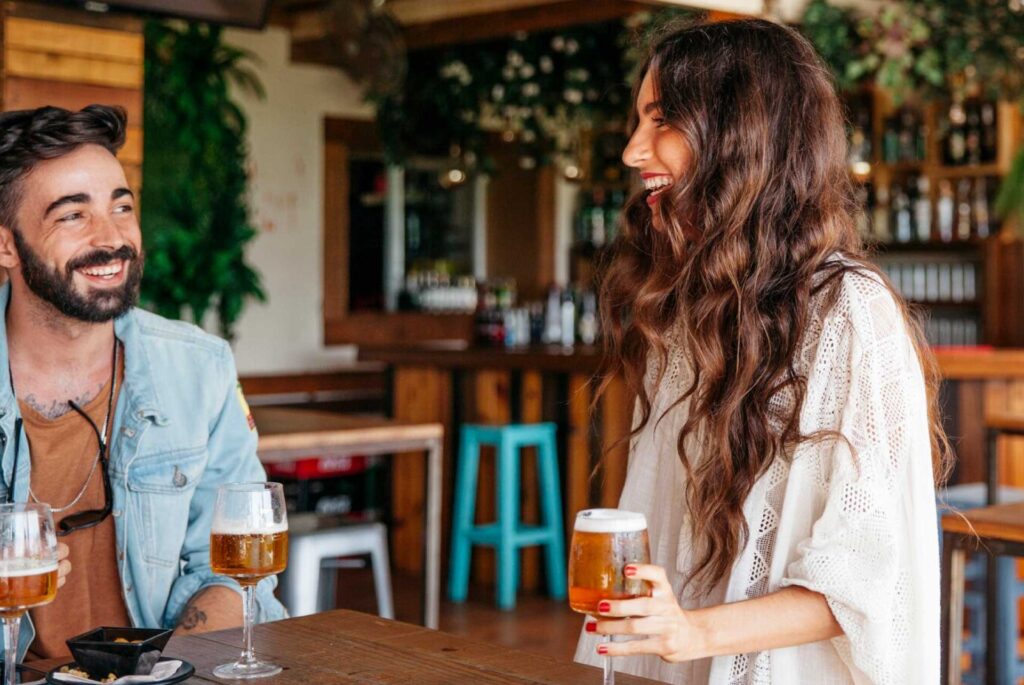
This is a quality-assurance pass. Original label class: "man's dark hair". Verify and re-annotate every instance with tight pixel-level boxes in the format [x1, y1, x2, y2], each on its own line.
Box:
[0, 104, 127, 230]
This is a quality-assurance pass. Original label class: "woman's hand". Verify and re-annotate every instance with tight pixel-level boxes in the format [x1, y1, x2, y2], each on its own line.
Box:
[588, 563, 704, 663]
[56, 542, 70, 589]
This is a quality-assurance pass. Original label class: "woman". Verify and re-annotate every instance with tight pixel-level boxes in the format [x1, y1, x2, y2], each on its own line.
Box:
[575, 18, 951, 684]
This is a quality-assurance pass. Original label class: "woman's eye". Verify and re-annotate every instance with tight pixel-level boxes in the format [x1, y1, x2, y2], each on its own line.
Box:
[652, 117, 667, 128]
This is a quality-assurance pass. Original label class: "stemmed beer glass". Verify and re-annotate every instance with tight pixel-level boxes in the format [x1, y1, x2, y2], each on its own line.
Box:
[0, 504, 58, 685]
[568, 509, 651, 685]
[210, 482, 288, 679]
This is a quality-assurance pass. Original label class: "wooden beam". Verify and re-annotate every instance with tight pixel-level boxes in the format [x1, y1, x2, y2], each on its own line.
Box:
[403, 0, 648, 51]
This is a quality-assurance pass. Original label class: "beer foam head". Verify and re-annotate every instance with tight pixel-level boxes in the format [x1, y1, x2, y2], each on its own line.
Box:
[574, 509, 647, 533]
[0, 558, 57, 577]
[210, 519, 288, 535]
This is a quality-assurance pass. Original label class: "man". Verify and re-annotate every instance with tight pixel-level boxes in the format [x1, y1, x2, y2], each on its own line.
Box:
[0, 104, 285, 661]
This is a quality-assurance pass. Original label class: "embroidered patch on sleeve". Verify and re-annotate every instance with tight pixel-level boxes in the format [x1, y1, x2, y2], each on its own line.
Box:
[236, 382, 256, 431]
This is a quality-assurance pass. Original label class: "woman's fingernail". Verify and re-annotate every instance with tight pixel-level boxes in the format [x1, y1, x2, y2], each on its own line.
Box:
[624, 566, 637, 577]
[598, 601, 611, 613]
[585, 622, 597, 633]
[597, 645, 609, 655]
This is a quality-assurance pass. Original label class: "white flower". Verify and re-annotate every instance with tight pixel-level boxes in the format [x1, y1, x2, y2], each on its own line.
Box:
[503, 66, 516, 81]
[492, 84, 505, 101]
[523, 82, 540, 97]
[520, 64, 536, 79]
[565, 39, 579, 55]
[507, 50, 524, 67]
[551, 36, 565, 51]
[460, 73, 472, 86]
[564, 88, 583, 104]
[539, 56, 554, 73]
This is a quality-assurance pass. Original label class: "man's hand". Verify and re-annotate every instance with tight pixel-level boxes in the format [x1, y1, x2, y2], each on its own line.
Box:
[173, 585, 243, 635]
[57, 543, 70, 589]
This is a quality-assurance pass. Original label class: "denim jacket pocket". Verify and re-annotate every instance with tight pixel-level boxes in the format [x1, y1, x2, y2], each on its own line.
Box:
[127, 446, 207, 567]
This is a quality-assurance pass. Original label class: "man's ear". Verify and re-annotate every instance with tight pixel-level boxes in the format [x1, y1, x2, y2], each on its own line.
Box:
[0, 226, 20, 270]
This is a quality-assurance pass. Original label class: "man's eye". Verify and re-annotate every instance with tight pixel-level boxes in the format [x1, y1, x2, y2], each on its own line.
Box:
[115, 204, 134, 214]
[58, 212, 83, 223]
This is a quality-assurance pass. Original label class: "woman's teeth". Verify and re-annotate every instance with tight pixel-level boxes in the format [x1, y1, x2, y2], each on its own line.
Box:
[643, 176, 673, 193]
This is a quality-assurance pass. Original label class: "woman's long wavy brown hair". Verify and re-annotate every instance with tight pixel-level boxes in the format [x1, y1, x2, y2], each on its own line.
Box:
[596, 19, 953, 593]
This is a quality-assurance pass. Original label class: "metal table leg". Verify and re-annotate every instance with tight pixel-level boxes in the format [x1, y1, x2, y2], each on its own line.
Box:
[941, 531, 966, 685]
[423, 438, 442, 630]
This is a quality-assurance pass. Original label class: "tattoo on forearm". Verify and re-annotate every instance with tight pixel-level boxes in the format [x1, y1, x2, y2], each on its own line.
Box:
[178, 604, 208, 631]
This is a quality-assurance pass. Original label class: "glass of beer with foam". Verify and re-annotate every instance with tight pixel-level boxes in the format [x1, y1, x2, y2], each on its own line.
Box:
[569, 509, 650, 685]
[210, 482, 288, 679]
[0, 503, 57, 685]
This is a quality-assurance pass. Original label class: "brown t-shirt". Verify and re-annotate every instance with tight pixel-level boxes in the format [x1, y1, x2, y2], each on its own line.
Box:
[21, 351, 131, 661]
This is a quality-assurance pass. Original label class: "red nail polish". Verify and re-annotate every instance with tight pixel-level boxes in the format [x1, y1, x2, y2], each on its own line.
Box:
[597, 645, 608, 655]
[585, 622, 597, 633]
[598, 601, 611, 613]
[624, 566, 637, 577]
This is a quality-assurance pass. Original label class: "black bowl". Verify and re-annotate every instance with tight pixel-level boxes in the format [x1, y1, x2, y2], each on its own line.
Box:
[66, 627, 173, 678]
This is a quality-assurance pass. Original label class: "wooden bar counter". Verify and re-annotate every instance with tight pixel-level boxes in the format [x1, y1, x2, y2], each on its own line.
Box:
[361, 343, 1024, 587]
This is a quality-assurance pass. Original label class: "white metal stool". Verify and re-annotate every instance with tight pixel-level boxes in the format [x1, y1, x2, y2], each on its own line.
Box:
[278, 521, 394, 619]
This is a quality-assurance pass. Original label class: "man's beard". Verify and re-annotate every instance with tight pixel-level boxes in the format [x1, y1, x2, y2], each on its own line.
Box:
[11, 230, 144, 323]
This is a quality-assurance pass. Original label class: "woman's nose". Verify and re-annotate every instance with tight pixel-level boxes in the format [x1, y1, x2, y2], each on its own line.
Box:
[622, 128, 649, 169]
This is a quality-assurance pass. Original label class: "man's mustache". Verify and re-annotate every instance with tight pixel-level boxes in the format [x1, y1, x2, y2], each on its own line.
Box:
[66, 245, 138, 273]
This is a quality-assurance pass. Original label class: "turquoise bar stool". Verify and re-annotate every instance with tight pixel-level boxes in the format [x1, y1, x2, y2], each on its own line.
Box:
[448, 422, 567, 610]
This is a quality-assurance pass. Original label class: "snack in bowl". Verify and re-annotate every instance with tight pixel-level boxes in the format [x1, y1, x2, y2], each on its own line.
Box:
[65, 627, 173, 679]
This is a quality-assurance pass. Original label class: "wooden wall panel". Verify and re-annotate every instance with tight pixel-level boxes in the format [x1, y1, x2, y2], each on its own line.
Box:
[599, 375, 630, 508]
[469, 370, 512, 587]
[3, 77, 142, 120]
[391, 366, 452, 574]
[565, 373, 592, 533]
[2, 11, 145, 188]
[519, 370, 543, 591]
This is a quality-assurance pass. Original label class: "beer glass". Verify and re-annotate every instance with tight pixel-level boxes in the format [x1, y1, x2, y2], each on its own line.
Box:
[210, 482, 288, 679]
[0, 504, 58, 685]
[568, 509, 651, 685]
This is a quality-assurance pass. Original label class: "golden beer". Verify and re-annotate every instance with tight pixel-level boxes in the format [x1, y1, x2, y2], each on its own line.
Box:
[568, 510, 651, 615]
[0, 561, 58, 618]
[210, 530, 288, 585]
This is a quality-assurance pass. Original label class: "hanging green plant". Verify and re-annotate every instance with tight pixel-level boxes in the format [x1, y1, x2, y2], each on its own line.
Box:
[141, 22, 266, 340]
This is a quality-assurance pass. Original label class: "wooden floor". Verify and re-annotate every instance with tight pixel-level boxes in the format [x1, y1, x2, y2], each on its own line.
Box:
[326, 567, 584, 661]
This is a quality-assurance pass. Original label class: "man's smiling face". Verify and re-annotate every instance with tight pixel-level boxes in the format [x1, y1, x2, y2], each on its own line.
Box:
[7, 144, 143, 322]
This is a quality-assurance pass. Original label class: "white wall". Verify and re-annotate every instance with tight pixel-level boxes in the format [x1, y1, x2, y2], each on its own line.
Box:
[222, 26, 373, 375]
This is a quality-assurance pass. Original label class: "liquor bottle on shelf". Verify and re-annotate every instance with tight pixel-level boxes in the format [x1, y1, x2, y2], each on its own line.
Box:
[892, 182, 913, 243]
[965, 101, 982, 165]
[955, 178, 973, 240]
[912, 176, 931, 242]
[898, 108, 917, 162]
[578, 289, 598, 345]
[589, 188, 607, 247]
[937, 180, 955, 242]
[854, 184, 871, 239]
[872, 183, 891, 242]
[944, 102, 967, 166]
[974, 177, 992, 239]
[882, 115, 900, 164]
[980, 102, 998, 163]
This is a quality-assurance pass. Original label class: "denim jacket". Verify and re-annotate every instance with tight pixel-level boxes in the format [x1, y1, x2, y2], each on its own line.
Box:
[0, 284, 287, 659]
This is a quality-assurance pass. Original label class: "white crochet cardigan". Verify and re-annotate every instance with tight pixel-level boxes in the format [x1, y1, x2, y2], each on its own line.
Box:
[575, 270, 940, 684]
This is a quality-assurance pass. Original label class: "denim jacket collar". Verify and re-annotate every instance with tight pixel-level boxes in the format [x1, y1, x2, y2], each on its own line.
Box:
[0, 283, 169, 471]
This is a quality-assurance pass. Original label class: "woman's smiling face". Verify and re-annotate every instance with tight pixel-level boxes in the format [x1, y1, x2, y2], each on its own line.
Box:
[621, 70, 691, 221]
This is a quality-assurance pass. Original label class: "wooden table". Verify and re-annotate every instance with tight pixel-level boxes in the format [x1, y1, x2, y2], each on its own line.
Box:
[940, 502, 1024, 685]
[35, 610, 661, 684]
[252, 407, 444, 629]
